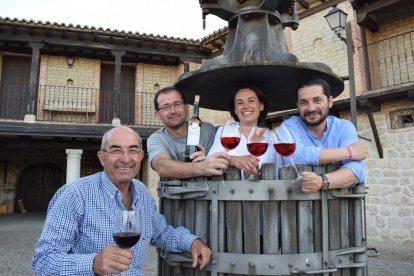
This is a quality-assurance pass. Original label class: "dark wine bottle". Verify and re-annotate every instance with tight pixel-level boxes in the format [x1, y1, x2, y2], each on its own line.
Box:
[185, 95, 201, 162]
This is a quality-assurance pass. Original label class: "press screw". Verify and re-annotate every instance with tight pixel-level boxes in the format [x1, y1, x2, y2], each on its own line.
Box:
[249, 189, 254, 193]
[269, 264, 274, 269]
[287, 187, 293, 193]
[230, 189, 235, 194]
[268, 188, 274, 193]
[249, 261, 255, 267]
[231, 262, 236, 266]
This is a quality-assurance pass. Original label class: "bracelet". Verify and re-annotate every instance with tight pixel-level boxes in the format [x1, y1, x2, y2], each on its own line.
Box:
[346, 146, 352, 160]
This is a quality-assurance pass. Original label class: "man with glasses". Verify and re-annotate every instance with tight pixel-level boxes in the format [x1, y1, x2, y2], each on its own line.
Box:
[148, 86, 229, 179]
[33, 126, 212, 275]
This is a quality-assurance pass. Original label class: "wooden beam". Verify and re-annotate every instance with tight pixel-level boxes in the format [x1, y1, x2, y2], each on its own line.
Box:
[366, 107, 384, 158]
[0, 33, 210, 60]
[298, 0, 343, 19]
[355, 0, 400, 14]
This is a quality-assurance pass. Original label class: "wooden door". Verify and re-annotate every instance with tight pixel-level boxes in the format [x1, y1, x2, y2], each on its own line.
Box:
[16, 163, 65, 212]
[99, 64, 135, 124]
[0, 56, 31, 119]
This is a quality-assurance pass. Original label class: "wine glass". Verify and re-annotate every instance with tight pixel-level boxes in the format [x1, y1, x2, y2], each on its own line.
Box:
[246, 126, 269, 180]
[220, 120, 241, 154]
[272, 125, 302, 182]
[113, 209, 141, 275]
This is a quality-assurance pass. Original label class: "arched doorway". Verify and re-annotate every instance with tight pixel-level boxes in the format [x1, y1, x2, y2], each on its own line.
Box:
[16, 163, 65, 212]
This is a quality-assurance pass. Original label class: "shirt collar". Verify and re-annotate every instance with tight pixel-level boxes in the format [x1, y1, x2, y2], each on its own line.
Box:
[100, 171, 139, 207]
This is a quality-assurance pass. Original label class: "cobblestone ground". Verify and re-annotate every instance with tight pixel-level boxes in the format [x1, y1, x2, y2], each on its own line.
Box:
[1, 213, 413, 276]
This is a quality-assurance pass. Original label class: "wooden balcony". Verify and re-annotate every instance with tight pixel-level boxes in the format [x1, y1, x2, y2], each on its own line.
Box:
[0, 84, 163, 127]
[363, 30, 414, 90]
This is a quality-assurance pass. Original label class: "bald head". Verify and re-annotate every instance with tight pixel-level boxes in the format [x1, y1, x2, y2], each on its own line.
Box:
[101, 126, 141, 151]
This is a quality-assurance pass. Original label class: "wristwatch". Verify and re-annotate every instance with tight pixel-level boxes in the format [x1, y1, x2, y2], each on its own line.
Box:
[320, 174, 330, 192]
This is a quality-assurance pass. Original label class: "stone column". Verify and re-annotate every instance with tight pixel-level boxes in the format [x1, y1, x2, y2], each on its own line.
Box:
[66, 149, 83, 183]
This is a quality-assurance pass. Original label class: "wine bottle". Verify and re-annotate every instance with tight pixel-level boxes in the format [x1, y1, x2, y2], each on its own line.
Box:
[185, 95, 201, 162]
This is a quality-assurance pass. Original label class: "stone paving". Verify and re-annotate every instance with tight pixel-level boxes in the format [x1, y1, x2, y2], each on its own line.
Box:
[1, 213, 413, 276]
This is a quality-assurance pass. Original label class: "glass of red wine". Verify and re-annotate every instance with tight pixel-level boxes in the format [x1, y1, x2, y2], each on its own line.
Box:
[246, 126, 269, 180]
[113, 209, 141, 275]
[272, 125, 302, 182]
[220, 120, 241, 154]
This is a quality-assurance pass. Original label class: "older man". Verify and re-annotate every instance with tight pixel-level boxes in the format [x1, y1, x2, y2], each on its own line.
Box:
[33, 126, 211, 275]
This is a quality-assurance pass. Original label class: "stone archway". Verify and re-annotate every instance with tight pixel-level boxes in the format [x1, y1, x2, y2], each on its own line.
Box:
[16, 163, 65, 212]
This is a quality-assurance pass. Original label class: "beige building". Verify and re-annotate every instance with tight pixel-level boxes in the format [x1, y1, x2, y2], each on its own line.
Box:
[270, 0, 413, 244]
[0, 16, 227, 213]
[1, 0, 412, 247]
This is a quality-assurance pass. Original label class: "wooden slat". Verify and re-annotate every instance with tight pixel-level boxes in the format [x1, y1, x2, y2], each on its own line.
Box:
[279, 166, 298, 254]
[225, 166, 243, 276]
[211, 174, 226, 276]
[194, 176, 209, 276]
[327, 164, 342, 276]
[298, 164, 314, 254]
[262, 163, 279, 254]
[340, 198, 351, 276]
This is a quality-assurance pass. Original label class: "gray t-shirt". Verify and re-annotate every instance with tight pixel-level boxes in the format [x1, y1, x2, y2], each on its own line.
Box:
[147, 122, 216, 164]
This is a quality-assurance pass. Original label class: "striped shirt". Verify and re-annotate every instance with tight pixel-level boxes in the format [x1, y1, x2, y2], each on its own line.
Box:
[32, 171, 197, 275]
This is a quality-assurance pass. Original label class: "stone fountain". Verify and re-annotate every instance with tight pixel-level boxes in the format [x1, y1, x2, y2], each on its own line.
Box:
[175, 0, 344, 112]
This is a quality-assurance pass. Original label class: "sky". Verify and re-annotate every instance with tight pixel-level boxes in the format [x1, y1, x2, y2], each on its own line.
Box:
[0, 0, 228, 39]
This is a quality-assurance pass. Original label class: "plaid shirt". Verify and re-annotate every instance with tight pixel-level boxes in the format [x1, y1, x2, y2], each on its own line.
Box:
[32, 172, 197, 275]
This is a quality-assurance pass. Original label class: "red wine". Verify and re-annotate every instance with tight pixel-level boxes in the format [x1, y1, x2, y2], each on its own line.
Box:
[247, 142, 268, 157]
[220, 136, 241, 151]
[273, 143, 296, 157]
[113, 232, 140, 248]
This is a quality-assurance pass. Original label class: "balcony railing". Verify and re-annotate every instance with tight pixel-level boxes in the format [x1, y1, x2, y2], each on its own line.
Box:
[363, 31, 414, 90]
[0, 84, 163, 126]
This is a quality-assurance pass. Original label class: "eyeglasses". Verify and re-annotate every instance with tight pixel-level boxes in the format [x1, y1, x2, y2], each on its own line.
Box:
[158, 101, 184, 112]
[102, 147, 142, 157]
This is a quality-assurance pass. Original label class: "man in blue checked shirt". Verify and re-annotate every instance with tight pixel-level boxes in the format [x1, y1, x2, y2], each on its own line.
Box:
[32, 126, 211, 275]
[280, 78, 367, 193]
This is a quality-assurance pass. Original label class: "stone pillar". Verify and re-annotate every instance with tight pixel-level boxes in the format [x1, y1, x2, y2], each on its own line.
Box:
[66, 149, 83, 183]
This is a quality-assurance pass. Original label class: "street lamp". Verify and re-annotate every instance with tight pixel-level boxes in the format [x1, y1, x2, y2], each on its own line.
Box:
[325, 5, 357, 127]
[67, 56, 75, 68]
[324, 5, 348, 44]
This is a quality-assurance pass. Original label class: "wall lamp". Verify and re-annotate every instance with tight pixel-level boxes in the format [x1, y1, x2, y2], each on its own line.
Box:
[324, 5, 348, 44]
[67, 56, 75, 68]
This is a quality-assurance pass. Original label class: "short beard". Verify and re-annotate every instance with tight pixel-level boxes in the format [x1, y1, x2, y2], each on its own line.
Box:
[301, 111, 328, 127]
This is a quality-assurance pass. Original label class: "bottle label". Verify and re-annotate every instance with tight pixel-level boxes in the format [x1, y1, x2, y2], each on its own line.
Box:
[187, 125, 200, 145]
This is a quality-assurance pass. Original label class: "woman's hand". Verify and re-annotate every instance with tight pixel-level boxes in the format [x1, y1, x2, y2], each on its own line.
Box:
[230, 155, 259, 175]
